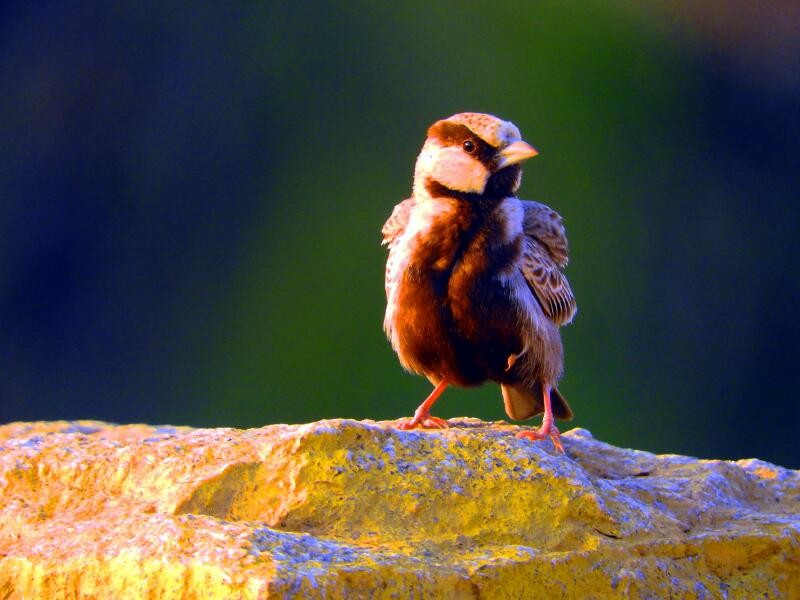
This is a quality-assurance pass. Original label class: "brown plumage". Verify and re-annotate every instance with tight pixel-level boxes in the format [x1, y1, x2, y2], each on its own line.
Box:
[382, 112, 576, 450]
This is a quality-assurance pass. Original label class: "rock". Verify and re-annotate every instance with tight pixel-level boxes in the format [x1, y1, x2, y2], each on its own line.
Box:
[0, 418, 797, 598]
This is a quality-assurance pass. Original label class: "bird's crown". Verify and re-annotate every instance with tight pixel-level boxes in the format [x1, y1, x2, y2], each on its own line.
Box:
[431, 112, 522, 148]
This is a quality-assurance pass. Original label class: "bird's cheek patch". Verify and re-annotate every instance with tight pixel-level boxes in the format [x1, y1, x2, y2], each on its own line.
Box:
[431, 147, 488, 194]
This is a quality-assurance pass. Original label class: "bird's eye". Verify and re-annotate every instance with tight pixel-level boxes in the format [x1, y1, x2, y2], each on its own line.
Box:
[462, 140, 476, 154]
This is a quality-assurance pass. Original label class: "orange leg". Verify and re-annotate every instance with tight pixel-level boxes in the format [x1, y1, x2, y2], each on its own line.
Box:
[516, 383, 564, 453]
[396, 378, 450, 430]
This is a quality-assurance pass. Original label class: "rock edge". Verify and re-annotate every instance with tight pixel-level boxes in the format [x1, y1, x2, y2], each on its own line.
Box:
[0, 419, 798, 598]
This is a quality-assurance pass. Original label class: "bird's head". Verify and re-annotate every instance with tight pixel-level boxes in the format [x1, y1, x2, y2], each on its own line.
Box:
[413, 112, 538, 199]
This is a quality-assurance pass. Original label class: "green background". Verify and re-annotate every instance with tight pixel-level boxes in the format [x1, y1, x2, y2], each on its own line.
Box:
[2, 3, 798, 467]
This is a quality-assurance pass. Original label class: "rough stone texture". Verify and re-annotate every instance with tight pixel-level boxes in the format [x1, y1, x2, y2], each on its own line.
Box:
[0, 419, 797, 599]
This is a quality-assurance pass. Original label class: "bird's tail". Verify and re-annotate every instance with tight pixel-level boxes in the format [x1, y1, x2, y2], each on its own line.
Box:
[501, 382, 573, 421]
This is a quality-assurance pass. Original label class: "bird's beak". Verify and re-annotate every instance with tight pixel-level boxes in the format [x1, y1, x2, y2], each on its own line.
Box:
[496, 140, 539, 169]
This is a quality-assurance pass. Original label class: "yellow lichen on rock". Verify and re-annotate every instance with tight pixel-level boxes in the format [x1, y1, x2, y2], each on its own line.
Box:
[0, 419, 797, 598]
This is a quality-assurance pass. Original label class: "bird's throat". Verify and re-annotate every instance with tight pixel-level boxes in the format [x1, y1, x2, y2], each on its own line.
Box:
[424, 164, 520, 203]
[423, 178, 503, 217]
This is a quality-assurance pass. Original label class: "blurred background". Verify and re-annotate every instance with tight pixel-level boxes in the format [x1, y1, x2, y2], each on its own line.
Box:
[1, 2, 798, 467]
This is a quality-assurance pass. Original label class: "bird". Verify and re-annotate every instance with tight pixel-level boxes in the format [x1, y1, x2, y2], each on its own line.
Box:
[382, 112, 576, 452]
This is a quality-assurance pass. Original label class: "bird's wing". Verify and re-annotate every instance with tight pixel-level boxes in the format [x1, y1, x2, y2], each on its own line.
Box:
[519, 201, 576, 325]
[381, 198, 415, 247]
[521, 200, 570, 267]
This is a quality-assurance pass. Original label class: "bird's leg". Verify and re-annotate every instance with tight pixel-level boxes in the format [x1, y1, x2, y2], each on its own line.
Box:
[396, 379, 450, 430]
[516, 383, 564, 452]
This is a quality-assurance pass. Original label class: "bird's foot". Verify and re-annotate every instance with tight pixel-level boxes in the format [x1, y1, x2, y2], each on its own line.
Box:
[396, 410, 449, 430]
[516, 423, 564, 453]
[396, 378, 451, 430]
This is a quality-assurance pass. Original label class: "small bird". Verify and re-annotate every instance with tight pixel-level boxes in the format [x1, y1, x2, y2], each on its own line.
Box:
[382, 112, 576, 451]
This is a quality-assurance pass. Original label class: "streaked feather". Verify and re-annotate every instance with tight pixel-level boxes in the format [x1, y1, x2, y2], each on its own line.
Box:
[521, 200, 570, 267]
[518, 202, 576, 326]
[381, 197, 414, 247]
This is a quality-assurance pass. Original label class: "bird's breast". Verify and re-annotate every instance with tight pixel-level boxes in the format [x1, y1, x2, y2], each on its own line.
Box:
[387, 204, 524, 384]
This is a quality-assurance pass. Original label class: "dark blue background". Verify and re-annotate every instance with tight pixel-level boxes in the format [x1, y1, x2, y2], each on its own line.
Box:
[2, 3, 798, 467]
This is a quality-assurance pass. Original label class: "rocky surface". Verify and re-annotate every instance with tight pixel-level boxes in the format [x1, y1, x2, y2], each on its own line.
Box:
[0, 418, 797, 598]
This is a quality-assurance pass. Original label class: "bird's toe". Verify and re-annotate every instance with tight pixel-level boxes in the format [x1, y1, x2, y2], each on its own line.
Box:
[516, 424, 564, 453]
[395, 418, 418, 430]
[395, 415, 449, 430]
[421, 416, 449, 429]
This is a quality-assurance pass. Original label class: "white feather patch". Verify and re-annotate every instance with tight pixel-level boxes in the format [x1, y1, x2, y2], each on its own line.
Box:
[498, 197, 523, 242]
[414, 141, 488, 194]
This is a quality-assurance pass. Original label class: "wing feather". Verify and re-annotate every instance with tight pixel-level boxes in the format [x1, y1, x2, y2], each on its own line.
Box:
[381, 198, 414, 247]
[521, 200, 570, 267]
[519, 201, 576, 325]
